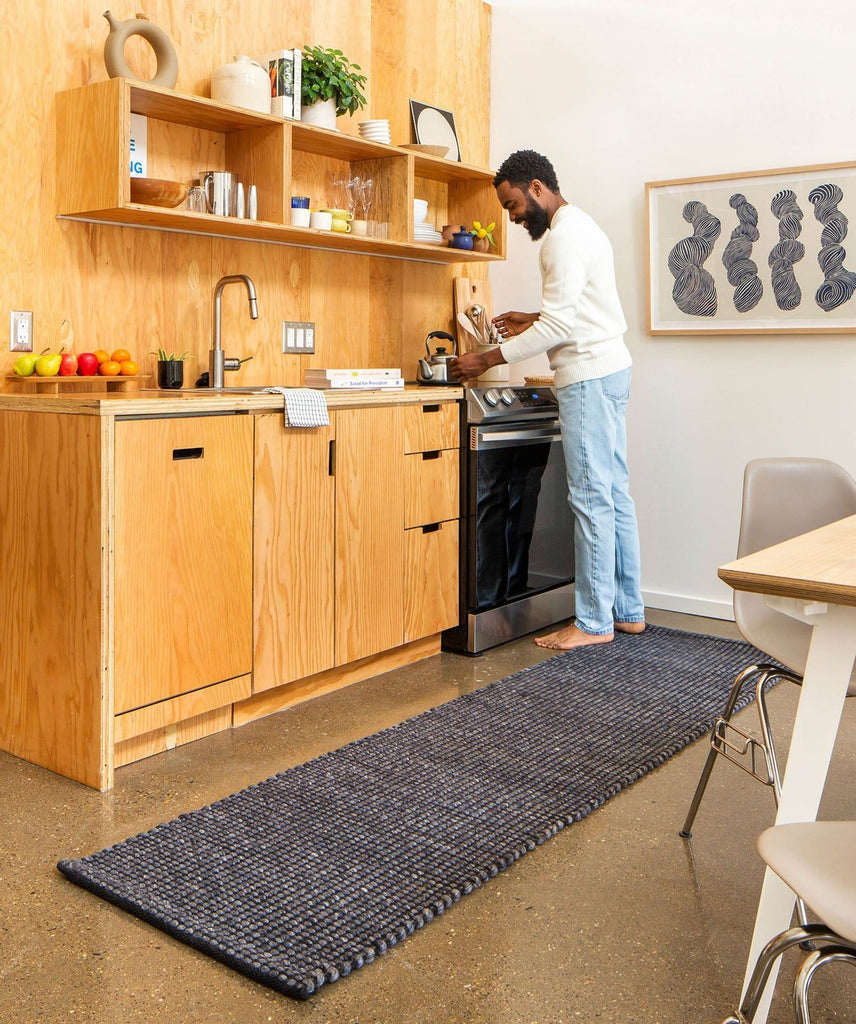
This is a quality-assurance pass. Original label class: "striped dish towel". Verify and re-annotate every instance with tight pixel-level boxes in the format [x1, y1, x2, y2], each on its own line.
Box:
[262, 387, 330, 427]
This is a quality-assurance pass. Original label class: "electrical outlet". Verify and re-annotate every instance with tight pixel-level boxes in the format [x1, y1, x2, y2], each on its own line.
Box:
[282, 321, 316, 354]
[10, 310, 33, 352]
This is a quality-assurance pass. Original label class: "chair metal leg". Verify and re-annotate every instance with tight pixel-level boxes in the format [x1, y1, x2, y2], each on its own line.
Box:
[723, 925, 842, 1023]
[680, 664, 766, 838]
[793, 946, 856, 1024]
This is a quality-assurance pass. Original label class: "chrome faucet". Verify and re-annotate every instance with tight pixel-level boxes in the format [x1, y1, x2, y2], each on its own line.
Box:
[209, 274, 259, 388]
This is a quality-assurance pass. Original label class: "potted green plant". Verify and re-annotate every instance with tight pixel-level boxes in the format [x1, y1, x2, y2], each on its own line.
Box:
[300, 45, 367, 130]
[152, 348, 188, 389]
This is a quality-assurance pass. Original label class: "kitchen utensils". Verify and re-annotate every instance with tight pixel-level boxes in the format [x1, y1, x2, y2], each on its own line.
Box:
[416, 330, 459, 385]
[466, 303, 489, 344]
[452, 276, 510, 381]
[457, 311, 481, 342]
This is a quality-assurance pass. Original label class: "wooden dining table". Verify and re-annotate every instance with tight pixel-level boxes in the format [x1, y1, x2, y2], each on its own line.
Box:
[718, 513, 856, 1023]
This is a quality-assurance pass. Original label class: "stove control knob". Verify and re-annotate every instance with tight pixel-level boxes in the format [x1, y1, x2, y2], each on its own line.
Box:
[483, 388, 500, 406]
[500, 388, 516, 406]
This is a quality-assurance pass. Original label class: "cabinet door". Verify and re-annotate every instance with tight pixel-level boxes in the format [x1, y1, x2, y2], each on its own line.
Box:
[253, 412, 336, 691]
[335, 406, 404, 664]
[404, 521, 459, 640]
[113, 414, 254, 714]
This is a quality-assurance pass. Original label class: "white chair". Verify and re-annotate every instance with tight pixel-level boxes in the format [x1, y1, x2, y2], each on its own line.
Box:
[720, 820, 856, 1024]
[680, 458, 856, 839]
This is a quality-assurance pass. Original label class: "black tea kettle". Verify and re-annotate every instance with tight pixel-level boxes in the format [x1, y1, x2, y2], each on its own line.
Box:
[416, 330, 458, 385]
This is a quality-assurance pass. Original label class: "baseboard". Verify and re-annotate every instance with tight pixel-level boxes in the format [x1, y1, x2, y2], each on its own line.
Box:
[642, 589, 734, 621]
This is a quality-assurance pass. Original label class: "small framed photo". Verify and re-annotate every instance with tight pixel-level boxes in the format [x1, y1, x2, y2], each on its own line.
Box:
[409, 100, 461, 162]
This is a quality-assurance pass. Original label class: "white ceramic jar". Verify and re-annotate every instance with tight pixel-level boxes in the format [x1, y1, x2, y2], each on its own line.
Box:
[211, 56, 270, 114]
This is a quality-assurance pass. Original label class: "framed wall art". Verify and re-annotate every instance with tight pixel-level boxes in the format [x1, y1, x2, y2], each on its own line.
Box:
[409, 100, 461, 162]
[646, 161, 856, 334]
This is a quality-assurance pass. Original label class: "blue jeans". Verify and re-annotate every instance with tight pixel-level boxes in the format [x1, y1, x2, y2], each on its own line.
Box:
[557, 367, 644, 635]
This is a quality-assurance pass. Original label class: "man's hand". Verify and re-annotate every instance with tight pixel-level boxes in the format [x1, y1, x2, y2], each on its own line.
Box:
[450, 347, 506, 382]
[492, 311, 539, 338]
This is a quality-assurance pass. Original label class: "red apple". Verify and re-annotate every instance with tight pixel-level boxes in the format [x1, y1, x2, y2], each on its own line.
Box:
[59, 352, 78, 376]
[77, 352, 99, 376]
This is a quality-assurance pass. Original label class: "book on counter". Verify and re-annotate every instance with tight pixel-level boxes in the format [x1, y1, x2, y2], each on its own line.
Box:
[304, 368, 404, 390]
[256, 48, 302, 119]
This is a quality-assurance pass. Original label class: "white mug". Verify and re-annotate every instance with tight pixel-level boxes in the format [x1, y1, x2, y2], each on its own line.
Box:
[309, 211, 333, 231]
[291, 207, 311, 228]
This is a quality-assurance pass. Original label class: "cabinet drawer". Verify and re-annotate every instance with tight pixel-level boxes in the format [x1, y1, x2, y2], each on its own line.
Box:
[405, 448, 459, 528]
[404, 520, 459, 640]
[404, 401, 460, 454]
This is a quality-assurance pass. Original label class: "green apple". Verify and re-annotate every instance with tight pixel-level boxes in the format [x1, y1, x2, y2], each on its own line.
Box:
[35, 351, 62, 377]
[13, 353, 38, 376]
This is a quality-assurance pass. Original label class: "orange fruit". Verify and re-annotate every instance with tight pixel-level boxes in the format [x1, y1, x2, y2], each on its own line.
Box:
[111, 348, 132, 364]
[99, 360, 121, 376]
[119, 359, 138, 376]
[93, 349, 110, 365]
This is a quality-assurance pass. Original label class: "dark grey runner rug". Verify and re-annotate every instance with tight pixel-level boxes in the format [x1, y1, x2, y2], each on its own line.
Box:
[58, 625, 766, 999]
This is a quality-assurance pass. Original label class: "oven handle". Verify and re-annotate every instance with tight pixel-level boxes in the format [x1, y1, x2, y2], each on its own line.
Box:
[472, 423, 563, 449]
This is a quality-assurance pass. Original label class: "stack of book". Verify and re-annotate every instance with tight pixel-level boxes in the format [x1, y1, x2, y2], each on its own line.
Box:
[256, 48, 302, 120]
[303, 368, 404, 391]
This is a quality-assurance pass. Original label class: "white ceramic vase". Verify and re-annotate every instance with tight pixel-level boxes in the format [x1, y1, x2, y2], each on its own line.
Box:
[301, 98, 338, 130]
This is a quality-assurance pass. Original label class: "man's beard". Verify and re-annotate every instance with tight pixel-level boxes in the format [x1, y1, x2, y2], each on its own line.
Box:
[523, 194, 550, 240]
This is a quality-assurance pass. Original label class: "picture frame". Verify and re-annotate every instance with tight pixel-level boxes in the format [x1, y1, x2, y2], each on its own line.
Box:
[646, 161, 856, 334]
[409, 100, 461, 162]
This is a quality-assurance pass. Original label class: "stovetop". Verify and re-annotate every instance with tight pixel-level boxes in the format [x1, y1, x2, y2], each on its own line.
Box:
[465, 384, 560, 424]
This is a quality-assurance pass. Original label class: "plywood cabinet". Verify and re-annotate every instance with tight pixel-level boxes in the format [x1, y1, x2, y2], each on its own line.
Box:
[334, 406, 405, 664]
[113, 414, 254, 713]
[252, 399, 459, 692]
[253, 412, 336, 691]
[402, 403, 460, 640]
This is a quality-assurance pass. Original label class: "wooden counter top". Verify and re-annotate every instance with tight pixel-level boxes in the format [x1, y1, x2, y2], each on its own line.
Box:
[0, 384, 463, 416]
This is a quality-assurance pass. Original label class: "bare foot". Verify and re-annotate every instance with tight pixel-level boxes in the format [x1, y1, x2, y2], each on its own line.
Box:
[535, 625, 614, 650]
[614, 621, 646, 635]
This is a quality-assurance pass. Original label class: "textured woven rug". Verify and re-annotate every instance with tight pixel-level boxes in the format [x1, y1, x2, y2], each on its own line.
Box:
[58, 625, 766, 999]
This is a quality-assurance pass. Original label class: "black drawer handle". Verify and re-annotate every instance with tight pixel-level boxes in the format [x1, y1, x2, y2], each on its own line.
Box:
[423, 404, 440, 413]
[422, 522, 441, 534]
[421, 450, 440, 461]
[173, 447, 204, 460]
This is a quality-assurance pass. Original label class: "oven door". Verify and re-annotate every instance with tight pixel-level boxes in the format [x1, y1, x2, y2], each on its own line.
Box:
[466, 419, 575, 613]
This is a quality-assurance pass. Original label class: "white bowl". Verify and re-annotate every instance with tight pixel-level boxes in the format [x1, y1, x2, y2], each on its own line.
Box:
[413, 199, 429, 223]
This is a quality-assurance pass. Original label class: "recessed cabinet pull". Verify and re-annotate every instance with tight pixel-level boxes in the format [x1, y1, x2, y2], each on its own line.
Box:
[422, 450, 440, 460]
[423, 404, 440, 413]
[422, 522, 441, 534]
[328, 439, 336, 476]
[173, 446, 204, 460]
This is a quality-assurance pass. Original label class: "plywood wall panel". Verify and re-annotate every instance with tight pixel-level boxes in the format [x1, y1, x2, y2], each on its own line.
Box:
[0, 0, 491, 387]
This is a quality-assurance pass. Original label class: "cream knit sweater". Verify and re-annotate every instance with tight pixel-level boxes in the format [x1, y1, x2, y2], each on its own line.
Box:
[499, 203, 631, 387]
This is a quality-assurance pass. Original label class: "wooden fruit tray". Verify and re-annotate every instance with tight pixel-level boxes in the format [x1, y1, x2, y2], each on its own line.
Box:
[5, 374, 150, 393]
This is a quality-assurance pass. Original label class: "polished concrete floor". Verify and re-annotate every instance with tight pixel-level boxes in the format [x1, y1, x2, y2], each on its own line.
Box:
[2, 609, 855, 1024]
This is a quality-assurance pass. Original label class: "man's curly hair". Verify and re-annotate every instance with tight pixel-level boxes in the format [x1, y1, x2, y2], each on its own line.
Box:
[493, 150, 560, 192]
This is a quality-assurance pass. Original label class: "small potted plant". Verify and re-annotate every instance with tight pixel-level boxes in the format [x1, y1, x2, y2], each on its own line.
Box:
[470, 220, 496, 252]
[153, 348, 188, 389]
[300, 45, 367, 130]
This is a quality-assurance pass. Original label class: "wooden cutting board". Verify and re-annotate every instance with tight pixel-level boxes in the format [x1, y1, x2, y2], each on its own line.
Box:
[453, 276, 493, 353]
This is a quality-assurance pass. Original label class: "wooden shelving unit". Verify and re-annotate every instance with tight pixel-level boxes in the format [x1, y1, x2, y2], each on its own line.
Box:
[55, 78, 505, 265]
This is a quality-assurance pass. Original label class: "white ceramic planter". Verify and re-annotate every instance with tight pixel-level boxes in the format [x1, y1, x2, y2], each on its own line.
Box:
[301, 98, 337, 130]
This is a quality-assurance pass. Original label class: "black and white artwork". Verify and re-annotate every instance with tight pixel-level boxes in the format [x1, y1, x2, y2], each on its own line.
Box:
[647, 163, 856, 333]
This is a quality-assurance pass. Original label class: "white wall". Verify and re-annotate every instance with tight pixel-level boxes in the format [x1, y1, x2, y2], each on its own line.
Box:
[488, 0, 856, 619]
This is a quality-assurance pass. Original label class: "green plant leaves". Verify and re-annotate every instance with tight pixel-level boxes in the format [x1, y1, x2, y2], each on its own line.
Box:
[301, 45, 367, 118]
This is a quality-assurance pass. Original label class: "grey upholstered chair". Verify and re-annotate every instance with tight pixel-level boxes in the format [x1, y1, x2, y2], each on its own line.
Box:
[681, 457, 856, 839]
[720, 820, 856, 1024]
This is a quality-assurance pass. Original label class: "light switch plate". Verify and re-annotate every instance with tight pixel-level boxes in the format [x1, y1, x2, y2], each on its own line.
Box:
[282, 321, 315, 354]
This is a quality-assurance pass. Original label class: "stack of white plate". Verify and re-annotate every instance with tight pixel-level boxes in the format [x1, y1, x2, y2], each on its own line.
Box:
[358, 119, 391, 144]
[414, 223, 443, 244]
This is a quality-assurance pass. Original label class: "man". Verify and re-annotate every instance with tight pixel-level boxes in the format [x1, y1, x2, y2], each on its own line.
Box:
[450, 150, 645, 651]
